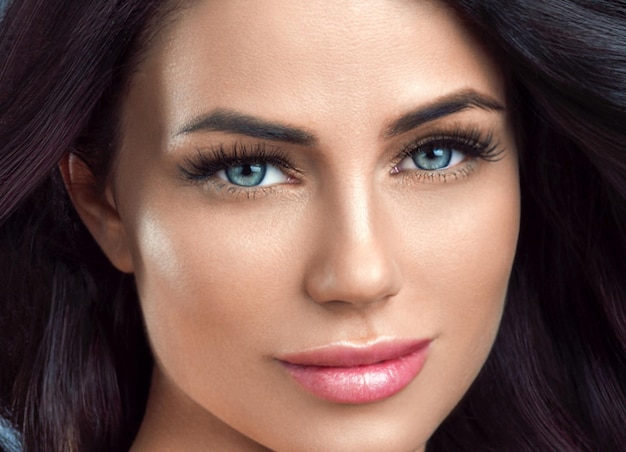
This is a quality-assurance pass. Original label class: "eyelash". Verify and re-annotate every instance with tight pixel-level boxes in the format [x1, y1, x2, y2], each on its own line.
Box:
[391, 127, 504, 182]
[401, 127, 502, 163]
[178, 127, 504, 190]
[179, 143, 298, 181]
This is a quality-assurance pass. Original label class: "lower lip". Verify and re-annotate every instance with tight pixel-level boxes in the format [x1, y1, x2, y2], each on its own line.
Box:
[280, 345, 429, 404]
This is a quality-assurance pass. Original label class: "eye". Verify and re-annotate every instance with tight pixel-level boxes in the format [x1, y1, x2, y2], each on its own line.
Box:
[217, 162, 288, 187]
[178, 143, 298, 191]
[396, 144, 466, 172]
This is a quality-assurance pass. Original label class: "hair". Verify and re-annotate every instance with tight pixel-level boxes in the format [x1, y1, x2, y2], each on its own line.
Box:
[0, 0, 624, 451]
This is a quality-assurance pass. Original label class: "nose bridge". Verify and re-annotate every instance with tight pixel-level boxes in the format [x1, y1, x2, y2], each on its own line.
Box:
[304, 175, 402, 307]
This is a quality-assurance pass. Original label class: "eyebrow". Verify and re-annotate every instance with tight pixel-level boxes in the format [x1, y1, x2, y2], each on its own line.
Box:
[175, 109, 317, 146]
[175, 89, 505, 145]
[384, 90, 505, 138]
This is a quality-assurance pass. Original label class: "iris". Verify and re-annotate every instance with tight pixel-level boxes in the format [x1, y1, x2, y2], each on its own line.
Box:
[411, 148, 453, 170]
[225, 163, 267, 186]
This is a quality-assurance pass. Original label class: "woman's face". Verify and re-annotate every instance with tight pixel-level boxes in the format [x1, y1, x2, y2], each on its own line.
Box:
[100, 0, 520, 450]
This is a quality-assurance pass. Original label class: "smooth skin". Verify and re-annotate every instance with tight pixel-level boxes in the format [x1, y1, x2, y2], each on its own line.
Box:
[64, 0, 520, 450]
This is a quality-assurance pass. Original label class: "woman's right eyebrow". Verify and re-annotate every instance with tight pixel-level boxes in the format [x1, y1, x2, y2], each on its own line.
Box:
[173, 88, 505, 146]
[174, 109, 318, 146]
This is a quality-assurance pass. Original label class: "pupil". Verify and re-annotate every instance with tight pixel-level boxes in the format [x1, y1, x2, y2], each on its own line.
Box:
[429, 149, 444, 159]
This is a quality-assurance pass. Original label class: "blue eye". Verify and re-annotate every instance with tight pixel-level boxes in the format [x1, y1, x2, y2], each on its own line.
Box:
[397, 145, 465, 172]
[412, 148, 452, 170]
[178, 144, 295, 190]
[224, 163, 266, 186]
[217, 162, 287, 187]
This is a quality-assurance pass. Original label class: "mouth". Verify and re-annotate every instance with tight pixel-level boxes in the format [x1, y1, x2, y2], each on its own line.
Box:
[276, 339, 431, 404]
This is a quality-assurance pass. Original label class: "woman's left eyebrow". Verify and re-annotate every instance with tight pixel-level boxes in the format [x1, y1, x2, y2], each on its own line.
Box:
[383, 89, 506, 138]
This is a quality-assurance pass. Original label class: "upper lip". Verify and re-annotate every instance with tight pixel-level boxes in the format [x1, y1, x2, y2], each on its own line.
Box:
[276, 338, 431, 367]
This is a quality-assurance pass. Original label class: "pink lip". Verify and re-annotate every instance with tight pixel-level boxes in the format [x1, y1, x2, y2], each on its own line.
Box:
[277, 339, 430, 404]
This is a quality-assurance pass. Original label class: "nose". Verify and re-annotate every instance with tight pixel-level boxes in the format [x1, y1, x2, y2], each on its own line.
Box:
[304, 184, 403, 308]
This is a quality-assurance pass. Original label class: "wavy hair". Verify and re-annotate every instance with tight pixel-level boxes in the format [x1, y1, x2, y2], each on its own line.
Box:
[0, 0, 624, 450]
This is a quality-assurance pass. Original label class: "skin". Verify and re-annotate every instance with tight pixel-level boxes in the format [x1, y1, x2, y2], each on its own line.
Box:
[65, 0, 520, 450]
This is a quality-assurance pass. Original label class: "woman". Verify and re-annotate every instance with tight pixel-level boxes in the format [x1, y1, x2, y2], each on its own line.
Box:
[0, 0, 624, 450]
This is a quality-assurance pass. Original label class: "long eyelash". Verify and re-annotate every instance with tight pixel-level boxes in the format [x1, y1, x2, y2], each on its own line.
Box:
[179, 143, 296, 182]
[400, 126, 505, 163]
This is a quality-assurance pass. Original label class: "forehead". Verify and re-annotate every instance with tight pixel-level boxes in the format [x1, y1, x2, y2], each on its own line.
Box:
[128, 0, 505, 140]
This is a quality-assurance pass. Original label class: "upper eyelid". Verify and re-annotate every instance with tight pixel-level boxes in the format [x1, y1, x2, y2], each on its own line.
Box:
[398, 124, 491, 146]
[392, 128, 499, 158]
[179, 124, 501, 175]
[190, 143, 289, 165]
[178, 142, 300, 183]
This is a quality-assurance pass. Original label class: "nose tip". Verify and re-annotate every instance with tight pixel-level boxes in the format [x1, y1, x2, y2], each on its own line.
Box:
[304, 233, 403, 308]
[302, 176, 403, 309]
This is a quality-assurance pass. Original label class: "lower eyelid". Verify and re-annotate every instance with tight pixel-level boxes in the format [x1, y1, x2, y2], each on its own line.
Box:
[393, 149, 466, 173]
[427, 161, 476, 182]
[392, 158, 478, 183]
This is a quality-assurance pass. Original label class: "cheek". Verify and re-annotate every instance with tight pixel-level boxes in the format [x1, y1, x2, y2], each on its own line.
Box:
[397, 157, 520, 407]
[125, 199, 308, 382]
[400, 155, 520, 304]
[436, 189, 518, 363]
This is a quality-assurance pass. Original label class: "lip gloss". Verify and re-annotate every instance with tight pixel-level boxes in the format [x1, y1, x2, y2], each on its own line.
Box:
[277, 339, 430, 404]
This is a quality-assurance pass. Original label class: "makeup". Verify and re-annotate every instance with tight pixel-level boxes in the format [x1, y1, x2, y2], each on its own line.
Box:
[277, 339, 431, 404]
[114, 0, 520, 447]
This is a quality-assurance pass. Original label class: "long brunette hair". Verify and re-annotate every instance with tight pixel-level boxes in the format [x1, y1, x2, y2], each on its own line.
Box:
[1, 0, 624, 451]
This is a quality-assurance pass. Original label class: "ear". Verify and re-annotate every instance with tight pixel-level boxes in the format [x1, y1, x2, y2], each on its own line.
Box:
[59, 153, 134, 273]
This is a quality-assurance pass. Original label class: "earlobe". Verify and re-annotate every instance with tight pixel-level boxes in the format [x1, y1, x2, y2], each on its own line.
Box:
[59, 153, 134, 273]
